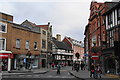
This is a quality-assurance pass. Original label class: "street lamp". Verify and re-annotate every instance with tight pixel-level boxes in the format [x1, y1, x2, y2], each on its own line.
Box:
[26, 49, 31, 70]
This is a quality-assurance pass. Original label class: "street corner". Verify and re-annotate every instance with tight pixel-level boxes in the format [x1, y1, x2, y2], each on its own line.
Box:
[68, 71, 85, 80]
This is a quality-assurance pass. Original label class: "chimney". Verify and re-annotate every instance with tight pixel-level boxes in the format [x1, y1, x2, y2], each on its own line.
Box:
[56, 34, 61, 41]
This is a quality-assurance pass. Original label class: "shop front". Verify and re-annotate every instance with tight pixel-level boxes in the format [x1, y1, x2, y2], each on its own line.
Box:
[0, 51, 13, 71]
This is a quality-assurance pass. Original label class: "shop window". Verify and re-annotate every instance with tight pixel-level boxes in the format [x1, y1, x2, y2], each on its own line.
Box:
[0, 38, 6, 50]
[34, 42, 37, 50]
[16, 39, 20, 49]
[26, 40, 30, 49]
[42, 39, 46, 49]
[0, 22, 7, 33]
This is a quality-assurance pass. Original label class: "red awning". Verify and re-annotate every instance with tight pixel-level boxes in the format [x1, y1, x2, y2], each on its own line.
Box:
[0, 51, 13, 59]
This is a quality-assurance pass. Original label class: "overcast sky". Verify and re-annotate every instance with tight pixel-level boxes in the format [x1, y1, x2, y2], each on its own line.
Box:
[0, 0, 112, 42]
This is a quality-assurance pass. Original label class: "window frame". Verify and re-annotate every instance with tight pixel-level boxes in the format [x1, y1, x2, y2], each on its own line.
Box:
[16, 39, 20, 49]
[42, 30, 46, 35]
[117, 8, 120, 20]
[26, 40, 30, 49]
[34, 42, 38, 50]
[42, 39, 46, 49]
[0, 22, 7, 33]
[0, 38, 6, 50]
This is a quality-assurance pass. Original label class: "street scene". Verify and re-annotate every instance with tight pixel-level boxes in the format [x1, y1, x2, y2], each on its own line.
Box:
[0, 0, 120, 80]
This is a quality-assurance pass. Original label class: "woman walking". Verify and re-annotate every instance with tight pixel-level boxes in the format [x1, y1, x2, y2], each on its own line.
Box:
[90, 63, 95, 78]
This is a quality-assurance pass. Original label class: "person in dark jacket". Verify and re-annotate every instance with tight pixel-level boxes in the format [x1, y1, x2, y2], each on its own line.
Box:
[57, 64, 61, 74]
[90, 63, 95, 78]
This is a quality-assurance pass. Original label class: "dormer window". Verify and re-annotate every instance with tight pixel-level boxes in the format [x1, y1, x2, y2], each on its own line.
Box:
[0, 22, 7, 33]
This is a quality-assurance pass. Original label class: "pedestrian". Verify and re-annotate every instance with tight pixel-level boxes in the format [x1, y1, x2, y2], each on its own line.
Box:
[57, 64, 61, 74]
[81, 61, 84, 70]
[52, 63, 55, 69]
[90, 63, 95, 78]
[96, 64, 102, 78]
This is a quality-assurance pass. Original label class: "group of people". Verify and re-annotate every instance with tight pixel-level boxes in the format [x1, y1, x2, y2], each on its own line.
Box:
[90, 63, 102, 78]
[72, 61, 86, 72]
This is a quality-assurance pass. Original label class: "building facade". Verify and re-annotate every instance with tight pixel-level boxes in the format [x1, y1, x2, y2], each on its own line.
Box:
[63, 37, 84, 62]
[103, 1, 120, 74]
[52, 37, 73, 66]
[0, 12, 53, 71]
[84, 1, 119, 73]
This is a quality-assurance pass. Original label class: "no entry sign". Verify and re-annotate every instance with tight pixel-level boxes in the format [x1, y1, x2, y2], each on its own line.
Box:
[91, 53, 99, 60]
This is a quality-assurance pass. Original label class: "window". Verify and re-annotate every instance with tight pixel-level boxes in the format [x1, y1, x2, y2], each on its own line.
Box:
[34, 42, 37, 50]
[117, 8, 120, 24]
[42, 39, 46, 49]
[42, 30, 46, 35]
[26, 40, 29, 49]
[16, 39, 20, 48]
[117, 8, 120, 20]
[0, 22, 7, 33]
[98, 20, 100, 27]
[0, 38, 6, 50]
[92, 36, 97, 47]
[108, 13, 113, 25]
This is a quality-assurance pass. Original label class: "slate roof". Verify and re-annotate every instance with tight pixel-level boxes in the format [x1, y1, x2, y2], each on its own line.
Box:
[52, 40, 72, 51]
[103, 2, 119, 15]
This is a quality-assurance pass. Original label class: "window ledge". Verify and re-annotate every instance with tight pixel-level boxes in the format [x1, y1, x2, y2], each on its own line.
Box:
[16, 48, 20, 49]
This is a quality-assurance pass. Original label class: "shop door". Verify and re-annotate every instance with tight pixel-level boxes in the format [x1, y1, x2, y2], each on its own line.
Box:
[42, 59, 46, 68]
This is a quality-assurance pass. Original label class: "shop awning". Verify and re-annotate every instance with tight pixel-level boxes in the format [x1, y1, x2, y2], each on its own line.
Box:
[0, 50, 13, 59]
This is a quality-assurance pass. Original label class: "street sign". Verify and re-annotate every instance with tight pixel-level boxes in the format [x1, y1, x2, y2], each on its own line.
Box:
[91, 53, 99, 60]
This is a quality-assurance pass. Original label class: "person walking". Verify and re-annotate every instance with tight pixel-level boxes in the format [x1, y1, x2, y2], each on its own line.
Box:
[52, 63, 55, 69]
[96, 64, 102, 78]
[57, 64, 61, 74]
[90, 63, 95, 78]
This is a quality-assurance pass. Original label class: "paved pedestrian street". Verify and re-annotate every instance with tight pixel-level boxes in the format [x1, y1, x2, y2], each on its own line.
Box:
[2, 68, 79, 80]
[1, 66, 120, 80]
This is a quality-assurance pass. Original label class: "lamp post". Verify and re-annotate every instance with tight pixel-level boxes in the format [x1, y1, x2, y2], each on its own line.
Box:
[26, 49, 31, 70]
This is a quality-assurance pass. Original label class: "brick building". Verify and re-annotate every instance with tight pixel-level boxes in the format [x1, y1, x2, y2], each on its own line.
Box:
[0, 12, 53, 71]
[84, 1, 119, 73]
[63, 37, 84, 62]
[0, 13, 41, 71]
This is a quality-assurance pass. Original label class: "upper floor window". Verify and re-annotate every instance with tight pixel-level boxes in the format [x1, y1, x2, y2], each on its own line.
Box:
[42, 39, 46, 49]
[117, 8, 120, 20]
[34, 42, 37, 50]
[26, 40, 30, 49]
[0, 38, 6, 50]
[42, 30, 46, 35]
[16, 39, 20, 48]
[108, 13, 113, 25]
[0, 22, 7, 33]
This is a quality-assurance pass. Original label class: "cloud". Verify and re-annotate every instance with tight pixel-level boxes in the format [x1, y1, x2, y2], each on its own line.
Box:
[0, 0, 112, 42]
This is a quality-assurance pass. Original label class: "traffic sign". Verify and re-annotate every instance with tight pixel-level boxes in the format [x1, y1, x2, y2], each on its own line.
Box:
[91, 53, 99, 60]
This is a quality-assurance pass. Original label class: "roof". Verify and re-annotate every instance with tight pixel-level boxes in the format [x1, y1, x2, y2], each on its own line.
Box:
[37, 25, 48, 30]
[103, 2, 119, 15]
[52, 40, 72, 50]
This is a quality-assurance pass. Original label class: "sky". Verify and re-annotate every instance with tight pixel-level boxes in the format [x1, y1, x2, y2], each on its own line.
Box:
[0, 0, 112, 42]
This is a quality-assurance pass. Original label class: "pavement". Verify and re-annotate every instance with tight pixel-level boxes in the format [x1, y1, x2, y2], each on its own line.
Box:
[1, 66, 120, 80]
[64, 66, 120, 80]
[1, 68, 49, 76]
